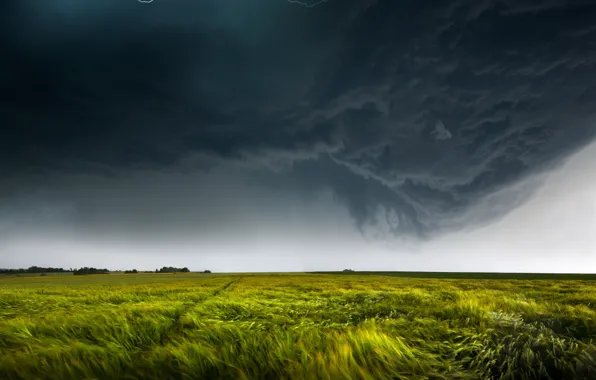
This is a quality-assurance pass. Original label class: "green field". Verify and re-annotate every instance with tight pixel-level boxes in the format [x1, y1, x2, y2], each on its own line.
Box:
[1, 273, 596, 379]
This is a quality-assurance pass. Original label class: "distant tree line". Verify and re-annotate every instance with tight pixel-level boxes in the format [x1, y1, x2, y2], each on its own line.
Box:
[155, 266, 190, 273]
[1, 266, 196, 275]
[73, 267, 110, 276]
[0, 266, 68, 274]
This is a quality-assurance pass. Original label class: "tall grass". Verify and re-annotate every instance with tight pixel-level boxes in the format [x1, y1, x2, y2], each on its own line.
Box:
[1, 273, 595, 379]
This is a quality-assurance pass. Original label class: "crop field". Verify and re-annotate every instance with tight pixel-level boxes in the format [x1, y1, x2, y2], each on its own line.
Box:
[1, 273, 596, 379]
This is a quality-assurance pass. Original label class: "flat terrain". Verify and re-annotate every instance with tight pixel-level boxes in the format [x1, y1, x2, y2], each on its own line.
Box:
[1, 273, 595, 379]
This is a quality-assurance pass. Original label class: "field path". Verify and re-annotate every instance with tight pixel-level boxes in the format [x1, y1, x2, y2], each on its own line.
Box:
[211, 277, 240, 298]
[177, 276, 240, 316]
[168, 277, 242, 338]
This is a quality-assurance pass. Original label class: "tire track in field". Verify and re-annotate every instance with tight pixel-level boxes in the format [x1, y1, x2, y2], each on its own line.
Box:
[173, 277, 240, 324]
[166, 277, 240, 341]
[128, 278, 241, 362]
[211, 277, 240, 298]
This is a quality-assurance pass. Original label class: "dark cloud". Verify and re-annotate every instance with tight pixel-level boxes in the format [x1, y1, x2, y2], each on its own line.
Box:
[3, 0, 596, 241]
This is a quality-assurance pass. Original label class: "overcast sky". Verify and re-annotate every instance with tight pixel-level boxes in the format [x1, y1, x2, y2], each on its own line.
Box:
[2, 0, 596, 272]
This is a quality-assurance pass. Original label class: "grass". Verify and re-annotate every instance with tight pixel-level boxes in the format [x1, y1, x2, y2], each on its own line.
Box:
[1, 273, 595, 379]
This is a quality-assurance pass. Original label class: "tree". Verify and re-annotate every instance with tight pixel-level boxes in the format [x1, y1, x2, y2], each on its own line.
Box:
[73, 267, 109, 276]
[203, 270, 212, 274]
[157, 266, 189, 273]
[0, 267, 66, 274]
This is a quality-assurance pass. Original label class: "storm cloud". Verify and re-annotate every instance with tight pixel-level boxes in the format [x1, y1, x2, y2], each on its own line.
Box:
[2, 0, 596, 268]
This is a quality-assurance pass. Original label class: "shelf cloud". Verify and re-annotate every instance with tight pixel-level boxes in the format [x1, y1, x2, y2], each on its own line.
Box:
[2, 0, 596, 270]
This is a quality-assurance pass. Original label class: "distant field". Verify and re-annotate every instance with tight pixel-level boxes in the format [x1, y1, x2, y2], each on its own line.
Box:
[1, 273, 596, 379]
[312, 271, 596, 280]
[5, 271, 596, 280]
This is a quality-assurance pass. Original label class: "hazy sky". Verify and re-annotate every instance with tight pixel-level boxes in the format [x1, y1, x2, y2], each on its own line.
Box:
[2, 0, 596, 272]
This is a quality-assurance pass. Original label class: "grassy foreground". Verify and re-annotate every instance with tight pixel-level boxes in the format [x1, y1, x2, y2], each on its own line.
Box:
[1, 273, 596, 379]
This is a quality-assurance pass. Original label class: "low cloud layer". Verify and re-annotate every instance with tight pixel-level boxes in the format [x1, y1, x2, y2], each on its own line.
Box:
[2, 0, 596, 269]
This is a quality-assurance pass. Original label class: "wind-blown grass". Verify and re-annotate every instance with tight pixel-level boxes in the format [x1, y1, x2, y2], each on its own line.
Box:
[1, 273, 595, 379]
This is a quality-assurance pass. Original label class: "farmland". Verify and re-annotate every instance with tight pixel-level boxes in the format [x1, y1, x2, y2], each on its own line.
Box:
[1, 273, 596, 379]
